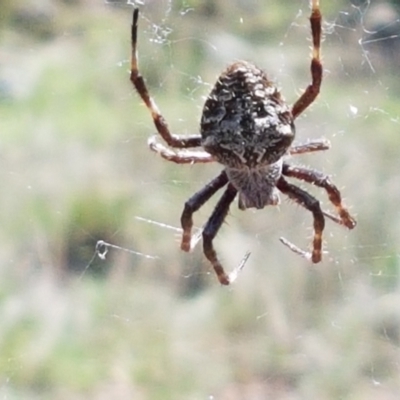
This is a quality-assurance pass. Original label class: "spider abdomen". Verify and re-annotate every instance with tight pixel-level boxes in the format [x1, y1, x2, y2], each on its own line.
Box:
[201, 61, 295, 169]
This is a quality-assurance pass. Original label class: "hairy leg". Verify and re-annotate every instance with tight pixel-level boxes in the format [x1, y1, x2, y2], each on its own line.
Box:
[289, 138, 330, 155]
[148, 136, 214, 164]
[181, 171, 228, 252]
[202, 184, 238, 285]
[277, 176, 325, 262]
[130, 9, 202, 149]
[291, 0, 322, 119]
[282, 163, 356, 229]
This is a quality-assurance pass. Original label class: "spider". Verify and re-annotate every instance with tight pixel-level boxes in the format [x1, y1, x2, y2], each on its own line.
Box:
[130, 1, 356, 285]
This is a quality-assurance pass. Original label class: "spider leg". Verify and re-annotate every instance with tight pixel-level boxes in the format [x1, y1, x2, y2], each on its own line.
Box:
[289, 138, 330, 155]
[202, 184, 238, 285]
[291, 0, 322, 120]
[277, 177, 325, 263]
[282, 163, 356, 229]
[148, 136, 214, 164]
[130, 9, 202, 149]
[181, 171, 228, 252]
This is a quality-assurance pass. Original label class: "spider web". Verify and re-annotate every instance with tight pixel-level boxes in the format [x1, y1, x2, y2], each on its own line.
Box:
[98, 0, 400, 283]
[2, 0, 399, 399]
[82, 1, 400, 398]
[85, 1, 400, 398]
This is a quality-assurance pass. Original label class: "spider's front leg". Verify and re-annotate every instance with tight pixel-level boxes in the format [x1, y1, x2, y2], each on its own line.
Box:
[282, 163, 356, 229]
[277, 177, 325, 262]
[130, 8, 202, 149]
[291, 0, 322, 120]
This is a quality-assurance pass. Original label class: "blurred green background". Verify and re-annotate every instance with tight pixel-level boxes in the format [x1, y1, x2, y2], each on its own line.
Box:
[1, 0, 400, 398]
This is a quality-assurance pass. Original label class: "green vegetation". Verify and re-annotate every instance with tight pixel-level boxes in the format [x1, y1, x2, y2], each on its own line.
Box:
[1, 0, 400, 398]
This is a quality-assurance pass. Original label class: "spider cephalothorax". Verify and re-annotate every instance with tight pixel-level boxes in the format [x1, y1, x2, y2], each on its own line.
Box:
[130, 0, 356, 285]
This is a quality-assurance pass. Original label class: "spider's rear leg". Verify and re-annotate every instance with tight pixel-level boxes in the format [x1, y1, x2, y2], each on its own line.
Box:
[130, 8, 202, 149]
[282, 163, 356, 229]
[277, 177, 325, 263]
[202, 184, 238, 285]
[180, 171, 228, 252]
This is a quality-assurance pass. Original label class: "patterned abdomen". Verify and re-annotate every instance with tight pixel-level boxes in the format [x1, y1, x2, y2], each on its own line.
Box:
[201, 61, 295, 169]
